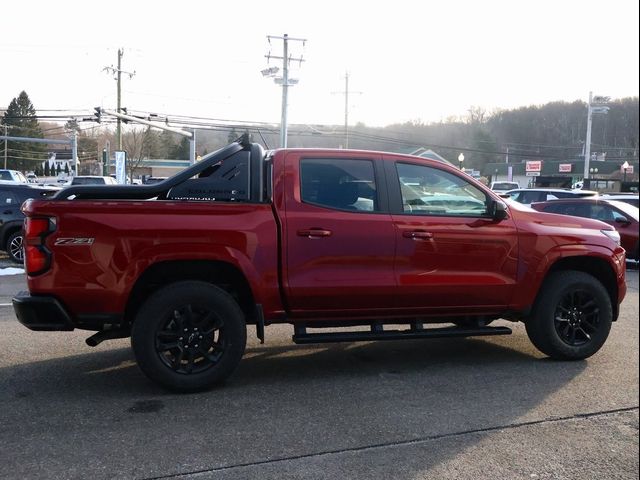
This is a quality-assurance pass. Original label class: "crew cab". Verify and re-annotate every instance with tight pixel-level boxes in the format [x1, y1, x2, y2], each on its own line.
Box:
[12, 137, 627, 392]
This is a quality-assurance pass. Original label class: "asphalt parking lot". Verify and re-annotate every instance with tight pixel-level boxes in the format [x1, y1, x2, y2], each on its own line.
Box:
[0, 256, 638, 480]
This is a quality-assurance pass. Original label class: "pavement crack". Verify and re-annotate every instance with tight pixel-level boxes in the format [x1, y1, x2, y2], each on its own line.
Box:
[141, 405, 639, 479]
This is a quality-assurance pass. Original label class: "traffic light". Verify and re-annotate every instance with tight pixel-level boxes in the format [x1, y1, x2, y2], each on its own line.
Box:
[94, 107, 102, 123]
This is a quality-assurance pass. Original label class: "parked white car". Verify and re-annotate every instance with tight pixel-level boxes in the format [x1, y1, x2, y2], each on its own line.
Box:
[0, 169, 28, 184]
[490, 181, 520, 193]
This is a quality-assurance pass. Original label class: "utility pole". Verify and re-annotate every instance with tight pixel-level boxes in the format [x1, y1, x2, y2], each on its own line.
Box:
[103, 48, 136, 150]
[71, 132, 78, 175]
[583, 92, 594, 182]
[263, 34, 306, 148]
[3, 124, 7, 169]
[583, 92, 610, 182]
[332, 72, 362, 149]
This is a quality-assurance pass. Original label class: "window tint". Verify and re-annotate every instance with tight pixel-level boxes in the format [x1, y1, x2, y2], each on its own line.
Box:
[542, 203, 570, 214]
[396, 163, 487, 216]
[492, 182, 518, 190]
[0, 171, 12, 181]
[510, 191, 541, 204]
[300, 158, 378, 212]
[72, 177, 105, 185]
[591, 204, 617, 222]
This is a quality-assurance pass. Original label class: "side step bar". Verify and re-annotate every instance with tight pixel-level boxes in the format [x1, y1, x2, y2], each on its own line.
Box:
[292, 324, 512, 345]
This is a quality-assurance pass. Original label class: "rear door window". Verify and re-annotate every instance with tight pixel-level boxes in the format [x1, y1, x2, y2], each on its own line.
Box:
[300, 158, 379, 212]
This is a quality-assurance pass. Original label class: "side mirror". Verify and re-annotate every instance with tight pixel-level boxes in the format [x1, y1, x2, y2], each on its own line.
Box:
[615, 217, 631, 226]
[488, 199, 509, 221]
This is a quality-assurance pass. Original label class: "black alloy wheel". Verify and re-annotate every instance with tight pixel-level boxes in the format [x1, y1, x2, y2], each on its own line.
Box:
[526, 270, 612, 360]
[155, 305, 226, 375]
[553, 289, 600, 347]
[132, 281, 246, 392]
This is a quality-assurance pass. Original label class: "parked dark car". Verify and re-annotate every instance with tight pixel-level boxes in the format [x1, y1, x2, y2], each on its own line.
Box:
[532, 198, 639, 260]
[1, 184, 59, 263]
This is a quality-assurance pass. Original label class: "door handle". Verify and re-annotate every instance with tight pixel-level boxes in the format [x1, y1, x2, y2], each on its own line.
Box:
[297, 229, 332, 238]
[402, 230, 433, 240]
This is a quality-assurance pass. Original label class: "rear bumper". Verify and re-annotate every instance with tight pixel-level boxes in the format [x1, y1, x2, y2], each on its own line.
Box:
[12, 292, 74, 331]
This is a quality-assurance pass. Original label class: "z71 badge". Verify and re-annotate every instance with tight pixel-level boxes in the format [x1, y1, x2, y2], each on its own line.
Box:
[54, 238, 95, 246]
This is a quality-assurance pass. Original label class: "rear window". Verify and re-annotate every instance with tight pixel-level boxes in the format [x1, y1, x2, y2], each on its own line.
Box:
[300, 158, 378, 212]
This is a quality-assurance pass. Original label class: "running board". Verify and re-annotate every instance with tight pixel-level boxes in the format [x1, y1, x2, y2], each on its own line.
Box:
[292, 324, 512, 345]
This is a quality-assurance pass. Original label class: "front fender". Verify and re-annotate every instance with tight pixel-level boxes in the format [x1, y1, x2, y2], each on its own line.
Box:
[510, 243, 626, 314]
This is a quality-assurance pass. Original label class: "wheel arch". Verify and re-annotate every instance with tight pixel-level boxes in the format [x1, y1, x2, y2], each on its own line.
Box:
[544, 256, 620, 321]
[124, 260, 257, 326]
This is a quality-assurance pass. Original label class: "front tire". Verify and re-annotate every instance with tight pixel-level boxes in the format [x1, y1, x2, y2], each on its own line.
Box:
[6, 231, 24, 264]
[131, 281, 247, 392]
[526, 271, 612, 360]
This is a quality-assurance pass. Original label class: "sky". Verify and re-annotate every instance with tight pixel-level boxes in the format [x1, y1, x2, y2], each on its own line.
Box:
[1, 0, 639, 128]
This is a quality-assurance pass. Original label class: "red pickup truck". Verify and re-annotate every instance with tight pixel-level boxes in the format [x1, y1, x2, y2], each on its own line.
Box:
[13, 137, 627, 392]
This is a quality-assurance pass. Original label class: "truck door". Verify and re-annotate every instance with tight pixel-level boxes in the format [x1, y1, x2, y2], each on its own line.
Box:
[386, 159, 519, 313]
[282, 153, 397, 316]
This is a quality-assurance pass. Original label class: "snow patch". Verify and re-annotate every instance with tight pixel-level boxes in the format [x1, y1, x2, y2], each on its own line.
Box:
[0, 267, 25, 276]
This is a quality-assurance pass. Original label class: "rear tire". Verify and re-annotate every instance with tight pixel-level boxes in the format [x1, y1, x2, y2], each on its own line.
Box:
[131, 281, 246, 392]
[525, 271, 612, 360]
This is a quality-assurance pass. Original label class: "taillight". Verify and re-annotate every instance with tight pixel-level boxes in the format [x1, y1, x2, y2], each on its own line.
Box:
[24, 217, 55, 275]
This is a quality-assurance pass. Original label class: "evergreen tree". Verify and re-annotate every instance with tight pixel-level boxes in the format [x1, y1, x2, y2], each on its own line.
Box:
[44, 162, 50, 177]
[55, 164, 61, 175]
[170, 137, 191, 159]
[1, 91, 47, 171]
[64, 163, 70, 174]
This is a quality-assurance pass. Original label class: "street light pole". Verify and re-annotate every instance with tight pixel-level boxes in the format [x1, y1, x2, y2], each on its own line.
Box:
[458, 153, 465, 170]
[622, 161, 630, 183]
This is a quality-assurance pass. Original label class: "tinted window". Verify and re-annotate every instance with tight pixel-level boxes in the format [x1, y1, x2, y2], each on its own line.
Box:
[591, 204, 618, 222]
[300, 158, 378, 212]
[543, 202, 590, 218]
[0, 171, 13, 181]
[492, 182, 518, 190]
[72, 177, 105, 185]
[509, 191, 543, 204]
[396, 163, 487, 216]
[541, 203, 570, 214]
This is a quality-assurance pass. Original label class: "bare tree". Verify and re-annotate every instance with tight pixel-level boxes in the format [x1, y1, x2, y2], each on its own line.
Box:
[122, 127, 160, 180]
